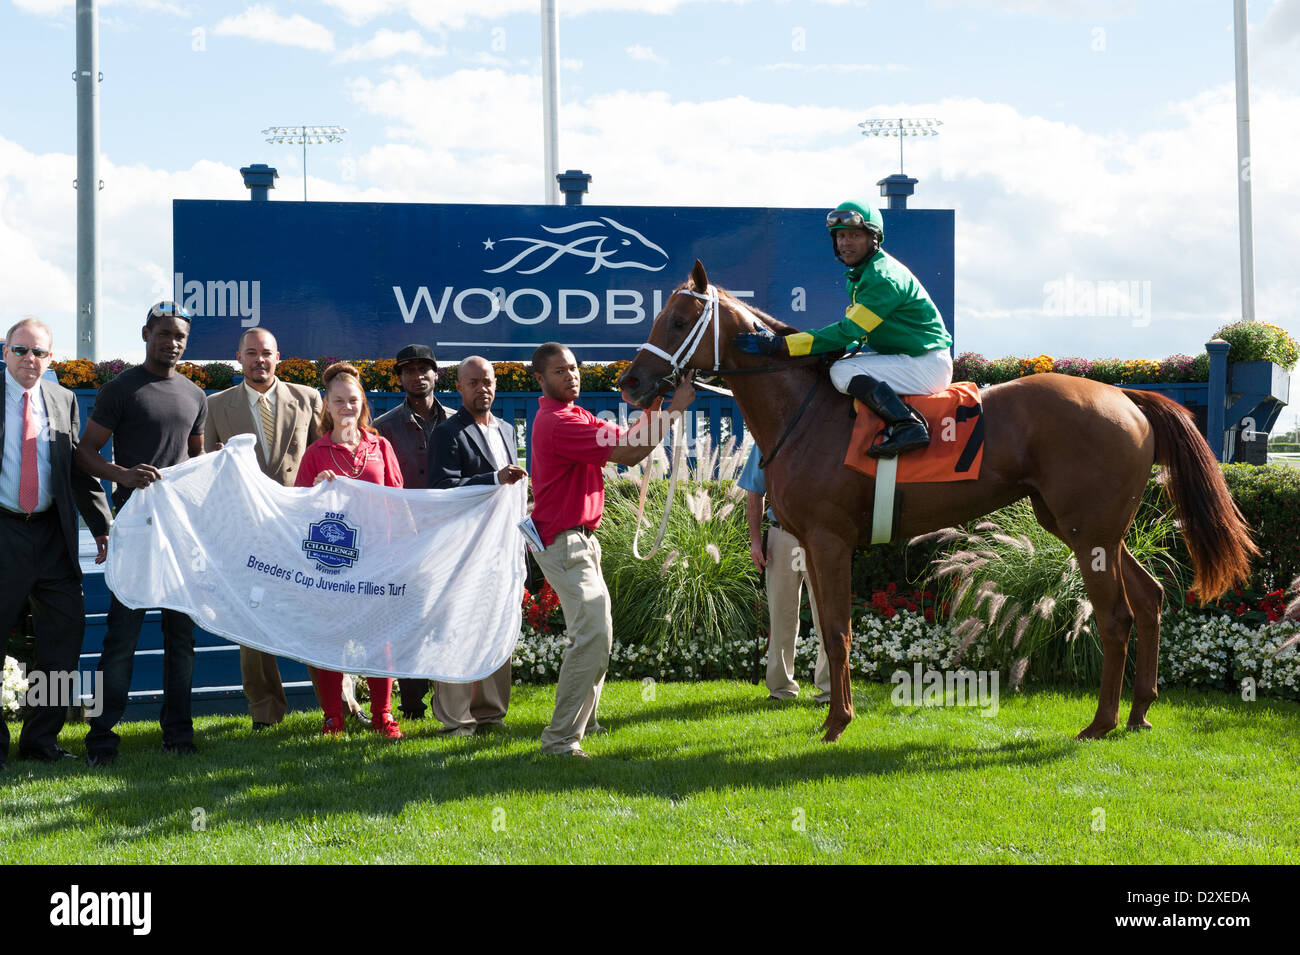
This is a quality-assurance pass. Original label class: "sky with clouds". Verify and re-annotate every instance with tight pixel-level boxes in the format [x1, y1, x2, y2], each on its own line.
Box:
[1, 0, 1298, 421]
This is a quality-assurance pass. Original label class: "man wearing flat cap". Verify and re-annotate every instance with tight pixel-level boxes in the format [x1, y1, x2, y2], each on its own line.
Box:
[374, 343, 448, 719]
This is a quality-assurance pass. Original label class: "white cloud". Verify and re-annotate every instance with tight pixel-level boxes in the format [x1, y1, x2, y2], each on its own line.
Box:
[335, 28, 444, 63]
[932, 0, 1136, 15]
[762, 62, 909, 72]
[213, 4, 334, 53]
[0, 137, 243, 361]
[626, 44, 666, 64]
[563, 57, 584, 70]
[320, 0, 754, 30]
[1259, 0, 1300, 49]
[344, 65, 1300, 362]
[13, 0, 191, 14]
[5, 63, 1299, 370]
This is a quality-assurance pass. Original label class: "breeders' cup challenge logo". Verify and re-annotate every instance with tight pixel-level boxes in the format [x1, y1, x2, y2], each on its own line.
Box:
[303, 513, 360, 573]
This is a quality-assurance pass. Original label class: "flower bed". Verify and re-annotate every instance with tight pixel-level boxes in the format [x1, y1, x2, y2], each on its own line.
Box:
[510, 604, 1300, 704]
[52, 359, 631, 392]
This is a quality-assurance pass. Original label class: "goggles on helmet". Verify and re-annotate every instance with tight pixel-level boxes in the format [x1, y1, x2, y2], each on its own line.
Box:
[826, 209, 872, 230]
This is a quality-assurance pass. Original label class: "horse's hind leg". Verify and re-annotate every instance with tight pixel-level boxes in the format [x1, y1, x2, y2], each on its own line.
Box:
[1121, 544, 1163, 730]
[1074, 541, 1134, 740]
[801, 533, 854, 743]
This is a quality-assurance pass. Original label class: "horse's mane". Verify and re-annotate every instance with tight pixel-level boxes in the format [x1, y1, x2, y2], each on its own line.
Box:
[706, 285, 801, 336]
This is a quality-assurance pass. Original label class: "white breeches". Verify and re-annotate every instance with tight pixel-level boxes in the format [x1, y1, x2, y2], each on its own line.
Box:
[828, 348, 953, 397]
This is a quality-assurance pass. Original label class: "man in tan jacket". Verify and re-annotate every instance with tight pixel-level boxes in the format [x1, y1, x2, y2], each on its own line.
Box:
[205, 328, 322, 730]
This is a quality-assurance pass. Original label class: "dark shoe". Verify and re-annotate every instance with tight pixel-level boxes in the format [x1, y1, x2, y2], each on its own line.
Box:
[18, 746, 78, 762]
[399, 709, 426, 720]
[347, 708, 372, 727]
[162, 741, 198, 756]
[846, 374, 930, 458]
[87, 751, 118, 767]
[252, 721, 273, 732]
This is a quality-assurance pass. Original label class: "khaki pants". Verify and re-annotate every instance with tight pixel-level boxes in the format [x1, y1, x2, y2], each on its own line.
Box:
[241, 646, 288, 724]
[535, 529, 612, 754]
[433, 661, 512, 734]
[766, 524, 831, 701]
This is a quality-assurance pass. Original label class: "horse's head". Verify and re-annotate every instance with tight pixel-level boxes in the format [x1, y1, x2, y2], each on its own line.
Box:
[618, 259, 764, 408]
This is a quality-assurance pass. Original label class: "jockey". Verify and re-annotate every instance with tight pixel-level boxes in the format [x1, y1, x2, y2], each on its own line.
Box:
[734, 199, 953, 457]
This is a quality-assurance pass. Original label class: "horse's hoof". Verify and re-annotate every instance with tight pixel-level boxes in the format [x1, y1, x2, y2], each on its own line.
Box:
[1075, 722, 1115, 741]
[1126, 719, 1153, 732]
[821, 726, 844, 744]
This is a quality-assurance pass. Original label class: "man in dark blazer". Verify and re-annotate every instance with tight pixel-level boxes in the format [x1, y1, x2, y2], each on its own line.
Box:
[0, 318, 112, 767]
[427, 355, 526, 736]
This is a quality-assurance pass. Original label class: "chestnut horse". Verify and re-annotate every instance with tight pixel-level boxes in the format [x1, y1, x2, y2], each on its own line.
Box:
[619, 261, 1256, 742]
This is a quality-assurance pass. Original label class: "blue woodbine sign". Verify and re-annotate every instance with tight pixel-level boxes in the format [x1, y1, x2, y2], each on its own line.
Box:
[173, 199, 955, 362]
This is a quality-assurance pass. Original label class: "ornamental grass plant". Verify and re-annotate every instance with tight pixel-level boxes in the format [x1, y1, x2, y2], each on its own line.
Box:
[597, 431, 759, 662]
[921, 479, 1189, 688]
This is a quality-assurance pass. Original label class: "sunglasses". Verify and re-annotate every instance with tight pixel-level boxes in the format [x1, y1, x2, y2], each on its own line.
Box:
[150, 302, 194, 320]
[7, 345, 51, 359]
[826, 209, 870, 230]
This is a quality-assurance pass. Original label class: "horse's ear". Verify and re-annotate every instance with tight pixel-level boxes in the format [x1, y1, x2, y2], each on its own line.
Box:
[690, 259, 709, 291]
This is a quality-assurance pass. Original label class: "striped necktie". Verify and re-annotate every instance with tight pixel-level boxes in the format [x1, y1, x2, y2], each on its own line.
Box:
[258, 394, 275, 458]
[19, 390, 39, 513]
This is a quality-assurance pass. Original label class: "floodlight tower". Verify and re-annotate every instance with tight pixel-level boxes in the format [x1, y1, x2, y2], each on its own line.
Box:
[261, 125, 348, 201]
[858, 117, 942, 210]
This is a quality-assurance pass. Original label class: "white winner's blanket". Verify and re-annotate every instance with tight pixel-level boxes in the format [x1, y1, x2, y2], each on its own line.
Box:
[105, 434, 526, 681]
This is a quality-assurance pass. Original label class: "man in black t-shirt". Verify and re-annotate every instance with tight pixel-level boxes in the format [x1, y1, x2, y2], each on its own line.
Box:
[76, 302, 207, 765]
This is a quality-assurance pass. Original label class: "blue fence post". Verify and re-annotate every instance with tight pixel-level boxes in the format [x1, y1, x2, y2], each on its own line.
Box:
[1206, 339, 1230, 462]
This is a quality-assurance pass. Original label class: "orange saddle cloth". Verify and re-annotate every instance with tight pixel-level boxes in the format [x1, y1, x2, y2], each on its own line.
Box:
[845, 381, 984, 482]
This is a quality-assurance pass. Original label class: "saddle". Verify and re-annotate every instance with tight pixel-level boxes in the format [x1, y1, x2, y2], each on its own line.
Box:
[846, 382, 985, 481]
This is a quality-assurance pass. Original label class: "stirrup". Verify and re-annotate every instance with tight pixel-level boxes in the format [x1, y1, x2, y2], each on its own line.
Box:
[867, 420, 930, 458]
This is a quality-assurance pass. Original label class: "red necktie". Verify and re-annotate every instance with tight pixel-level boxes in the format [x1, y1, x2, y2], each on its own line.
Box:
[19, 390, 39, 513]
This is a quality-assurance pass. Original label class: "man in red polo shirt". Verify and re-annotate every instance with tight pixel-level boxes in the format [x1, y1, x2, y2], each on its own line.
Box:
[530, 342, 695, 757]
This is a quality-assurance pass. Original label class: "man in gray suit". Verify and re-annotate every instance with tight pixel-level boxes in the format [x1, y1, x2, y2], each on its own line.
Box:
[204, 327, 322, 730]
[0, 317, 112, 767]
[427, 355, 526, 736]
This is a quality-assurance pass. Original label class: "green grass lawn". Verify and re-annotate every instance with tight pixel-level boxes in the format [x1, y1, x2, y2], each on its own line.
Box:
[3, 680, 1297, 864]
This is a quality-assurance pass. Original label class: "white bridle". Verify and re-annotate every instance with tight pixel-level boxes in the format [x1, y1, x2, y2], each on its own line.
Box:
[636, 285, 721, 378]
[637, 285, 763, 381]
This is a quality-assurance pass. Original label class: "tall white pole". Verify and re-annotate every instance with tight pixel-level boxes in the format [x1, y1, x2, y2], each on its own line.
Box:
[541, 0, 560, 205]
[1234, 0, 1256, 322]
[75, 0, 101, 359]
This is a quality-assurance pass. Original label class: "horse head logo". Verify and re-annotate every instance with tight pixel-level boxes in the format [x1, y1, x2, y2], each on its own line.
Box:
[484, 217, 669, 276]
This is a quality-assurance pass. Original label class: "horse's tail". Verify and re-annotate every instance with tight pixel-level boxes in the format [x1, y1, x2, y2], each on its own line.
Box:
[1123, 388, 1258, 599]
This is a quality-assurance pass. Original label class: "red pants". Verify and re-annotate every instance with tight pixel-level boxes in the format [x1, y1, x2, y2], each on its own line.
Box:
[316, 669, 392, 723]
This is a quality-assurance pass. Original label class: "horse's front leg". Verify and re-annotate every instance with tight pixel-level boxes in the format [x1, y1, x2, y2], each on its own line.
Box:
[802, 532, 854, 743]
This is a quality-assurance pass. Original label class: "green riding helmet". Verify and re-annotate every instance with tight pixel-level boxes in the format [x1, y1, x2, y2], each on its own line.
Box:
[826, 199, 884, 261]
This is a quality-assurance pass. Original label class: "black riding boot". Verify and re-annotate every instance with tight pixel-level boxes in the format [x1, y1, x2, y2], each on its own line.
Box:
[845, 375, 930, 458]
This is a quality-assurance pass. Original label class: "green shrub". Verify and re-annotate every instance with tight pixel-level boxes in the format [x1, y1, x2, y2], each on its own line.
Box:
[1220, 463, 1300, 591]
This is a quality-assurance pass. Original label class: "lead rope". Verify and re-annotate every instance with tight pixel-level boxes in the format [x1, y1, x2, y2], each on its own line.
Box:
[631, 411, 686, 561]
